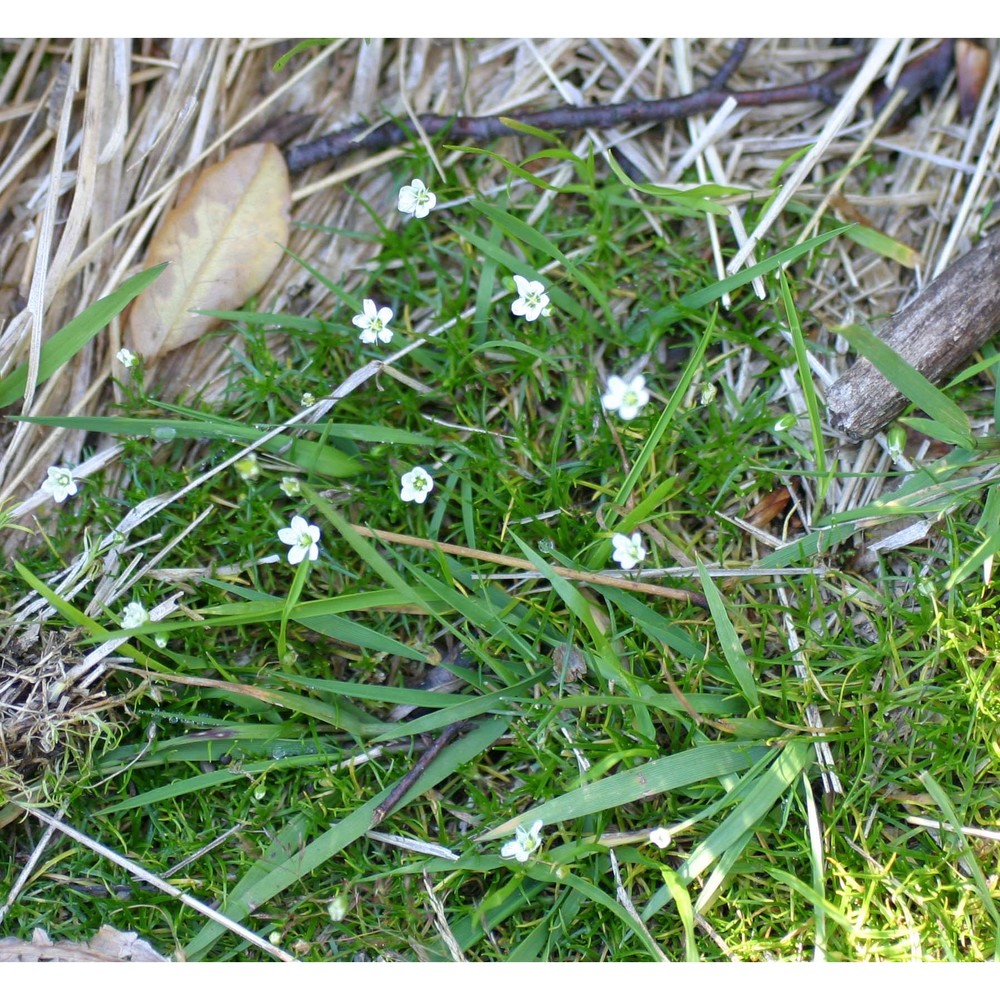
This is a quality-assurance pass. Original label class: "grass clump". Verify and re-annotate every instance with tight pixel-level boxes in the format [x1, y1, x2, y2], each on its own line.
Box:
[2, 40, 999, 964]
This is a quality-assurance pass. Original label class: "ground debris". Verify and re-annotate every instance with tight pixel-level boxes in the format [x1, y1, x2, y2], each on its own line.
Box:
[0, 924, 169, 962]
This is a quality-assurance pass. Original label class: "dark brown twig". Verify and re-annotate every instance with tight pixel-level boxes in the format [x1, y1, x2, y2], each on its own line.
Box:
[871, 39, 955, 125]
[286, 45, 869, 174]
[371, 721, 469, 825]
[707, 38, 751, 90]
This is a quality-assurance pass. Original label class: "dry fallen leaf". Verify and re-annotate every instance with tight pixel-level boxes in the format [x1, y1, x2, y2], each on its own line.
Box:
[128, 142, 290, 360]
[957, 39, 990, 119]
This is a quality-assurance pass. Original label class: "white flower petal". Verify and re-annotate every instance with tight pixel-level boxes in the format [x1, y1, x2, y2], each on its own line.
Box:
[121, 601, 149, 629]
[512, 274, 532, 297]
[41, 466, 78, 503]
[611, 531, 646, 570]
[279, 516, 321, 565]
[602, 374, 649, 420]
[400, 466, 434, 503]
[649, 827, 672, 849]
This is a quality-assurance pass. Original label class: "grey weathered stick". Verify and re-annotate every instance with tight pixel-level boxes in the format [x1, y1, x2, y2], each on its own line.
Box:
[826, 230, 1000, 440]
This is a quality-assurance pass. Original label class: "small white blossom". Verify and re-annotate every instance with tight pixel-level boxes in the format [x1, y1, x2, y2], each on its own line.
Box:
[400, 466, 434, 504]
[41, 466, 77, 503]
[300, 392, 317, 408]
[352, 298, 394, 345]
[699, 382, 717, 405]
[235, 454, 260, 482]
[120, 601, 149, 630]
[280, 476, 301, 497]
[648, 826, 672, 849]
[397, 178, 436, 219]
[500, 820, 544, 863]
[116, 348, 138, 368]
[601, 374, 650, 421]
[327, 895, 350, 922]
[278, 515, 321, 565]
[611, 531, 646, 571]
[511, 275, 550, 322]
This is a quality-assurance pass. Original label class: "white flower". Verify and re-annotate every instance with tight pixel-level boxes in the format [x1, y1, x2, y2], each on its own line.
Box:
[601, 374, 650, 421]
[116, 348, 137, 368]
[352, 298, 394, 345]
[235, 453, 260, 482]
[611, 531, 646, 571]
[280, 476, 301, 497]
[648, 826, 672, 849]
[41, 466, 77, 503]
[400, 466, 434, 504]
[300, 392, 316, 408]
[278, 515, 321, 565]
[397, 178, 436, 219]
[500, 820, 544, 863]
[511, 275, 550, 322]
[120, 601, 149, 630]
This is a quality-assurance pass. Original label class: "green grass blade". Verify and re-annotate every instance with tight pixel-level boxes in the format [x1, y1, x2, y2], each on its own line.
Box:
[660, 867, 699, 960]
[920, 770, 1000, 955]
[18, 412, 362, 477]
[835, 323, 973, 446]
[676, 739, 812, 882]
[696, 562, 760, 711]
[0, 262, 167, 407]
[481, 741, 769, 840]
[607, 309, 716, 524]
[779, 267, 828, 497]
[184, 717, 508, 959]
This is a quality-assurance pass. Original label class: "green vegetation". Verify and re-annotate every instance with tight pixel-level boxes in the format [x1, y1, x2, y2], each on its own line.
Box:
[2, 128, 998, 963]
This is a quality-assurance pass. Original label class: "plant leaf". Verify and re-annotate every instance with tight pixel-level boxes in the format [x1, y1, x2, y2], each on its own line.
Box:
[128, 143, 290, 359]
[0, 263, 166, 408]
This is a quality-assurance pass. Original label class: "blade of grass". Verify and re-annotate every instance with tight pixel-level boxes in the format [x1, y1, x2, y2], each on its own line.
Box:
[184, 716, 508, 959]
[835, 322, 973, 447]
[606, 307, 717, 528]
[624, 225, 854, 343]
[660, 867, 699, 961]
[480, 741, 770, 840]
[0, 262, 167, 407]
[778, 268, 829, 502]
[17, 412, 361, 478]
[675, 739, 812, 883]
[920, 770, 1000, 956]
[696, 562, 760, 712]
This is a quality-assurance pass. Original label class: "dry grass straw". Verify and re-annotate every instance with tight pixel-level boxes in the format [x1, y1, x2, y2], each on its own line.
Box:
[0, 37, 997, 793]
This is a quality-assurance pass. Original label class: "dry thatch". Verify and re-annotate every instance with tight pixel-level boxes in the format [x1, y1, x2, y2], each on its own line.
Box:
[0, 37, 997, 788]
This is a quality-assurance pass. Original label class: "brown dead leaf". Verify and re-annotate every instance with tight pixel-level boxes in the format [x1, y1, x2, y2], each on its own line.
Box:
[745, 486, 792, 528]
[957, 40, 990, 118]
[128, 143, 290, 360]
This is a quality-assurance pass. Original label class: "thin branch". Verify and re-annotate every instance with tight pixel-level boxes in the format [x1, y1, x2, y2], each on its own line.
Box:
[707, 38, 751, 90]
[371, 721, 468, 826]
[349, 523, 708, 608]
[286, 45, 868, 174]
